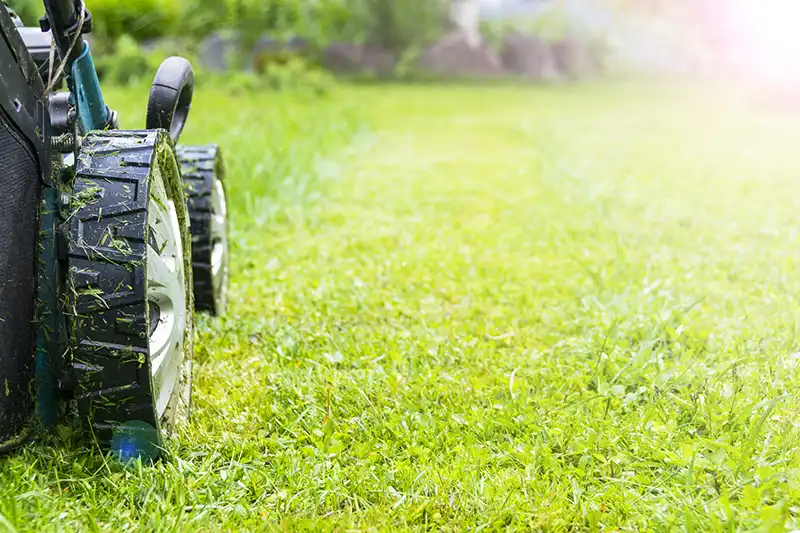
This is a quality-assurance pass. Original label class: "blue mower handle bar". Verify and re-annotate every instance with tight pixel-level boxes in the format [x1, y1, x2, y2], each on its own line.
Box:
[41, 0, 113, 133]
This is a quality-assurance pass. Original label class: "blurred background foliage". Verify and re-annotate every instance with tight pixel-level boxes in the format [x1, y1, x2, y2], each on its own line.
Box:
[5, 0, 451, 86]
[5, 0, 707, 86]
[7, 0, 447, 52]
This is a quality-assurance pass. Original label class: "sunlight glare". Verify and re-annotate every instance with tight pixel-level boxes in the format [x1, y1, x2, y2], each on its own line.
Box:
[732, 0, 800, 81]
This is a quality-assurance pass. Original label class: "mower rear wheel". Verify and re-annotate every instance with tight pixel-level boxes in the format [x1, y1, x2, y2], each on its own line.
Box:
[66, 131, 194, 455]
[177, 145, 229, 316]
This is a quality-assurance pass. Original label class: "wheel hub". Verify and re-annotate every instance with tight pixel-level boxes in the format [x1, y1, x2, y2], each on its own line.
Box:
[210, 177, 229, 309]
[146, 177, 187, 418]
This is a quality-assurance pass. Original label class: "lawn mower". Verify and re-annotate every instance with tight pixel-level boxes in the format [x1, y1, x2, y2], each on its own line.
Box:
[0, 0, 230, 459]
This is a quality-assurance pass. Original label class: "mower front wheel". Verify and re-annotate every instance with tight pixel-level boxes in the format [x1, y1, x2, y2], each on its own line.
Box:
[66, 130, 194, 457]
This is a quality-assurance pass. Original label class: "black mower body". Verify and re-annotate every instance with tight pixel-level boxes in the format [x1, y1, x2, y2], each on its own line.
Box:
[0, 6, 51, 448]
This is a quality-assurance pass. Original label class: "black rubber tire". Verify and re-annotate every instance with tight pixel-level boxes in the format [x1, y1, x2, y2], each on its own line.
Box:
[177, 145, 229, 316]
[66, 130, 194, 451]
[147, 57, 195, 144]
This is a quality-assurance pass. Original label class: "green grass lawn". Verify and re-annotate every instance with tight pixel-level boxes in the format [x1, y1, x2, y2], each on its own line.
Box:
[4, 82, 800, 531]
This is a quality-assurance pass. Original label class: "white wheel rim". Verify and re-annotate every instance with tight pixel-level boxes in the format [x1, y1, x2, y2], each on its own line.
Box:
[210, 178, 229, 309]
[147, 176, 187, 418]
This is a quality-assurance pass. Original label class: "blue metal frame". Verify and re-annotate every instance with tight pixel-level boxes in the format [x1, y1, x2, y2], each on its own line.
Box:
[70, 41, 109, 133]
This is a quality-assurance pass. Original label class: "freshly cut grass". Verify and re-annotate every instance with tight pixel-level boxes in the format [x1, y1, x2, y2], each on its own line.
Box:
[3, 83, 800, 531]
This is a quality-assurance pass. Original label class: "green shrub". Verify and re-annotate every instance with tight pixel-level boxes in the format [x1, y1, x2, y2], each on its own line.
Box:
[94, 35, 155, 85]
[175, 0, 231, 42]
[233, 0, 302, 45]
[198, 58, 334, 96]
[89, 0, 179, 42]
[206, 71, 262, 94]
[9, 0, 448, 71]
[176, 0, 313, 45]
[176, 0, 446, 56]
[261, 56, 334, 95]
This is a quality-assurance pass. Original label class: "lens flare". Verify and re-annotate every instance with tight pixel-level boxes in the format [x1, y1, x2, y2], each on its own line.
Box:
[730, 0, 800, 81]
[109, 420, 161, 463]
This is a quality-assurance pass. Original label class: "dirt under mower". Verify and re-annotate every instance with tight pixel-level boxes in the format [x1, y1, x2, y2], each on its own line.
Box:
[0, 0, 230, 460]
